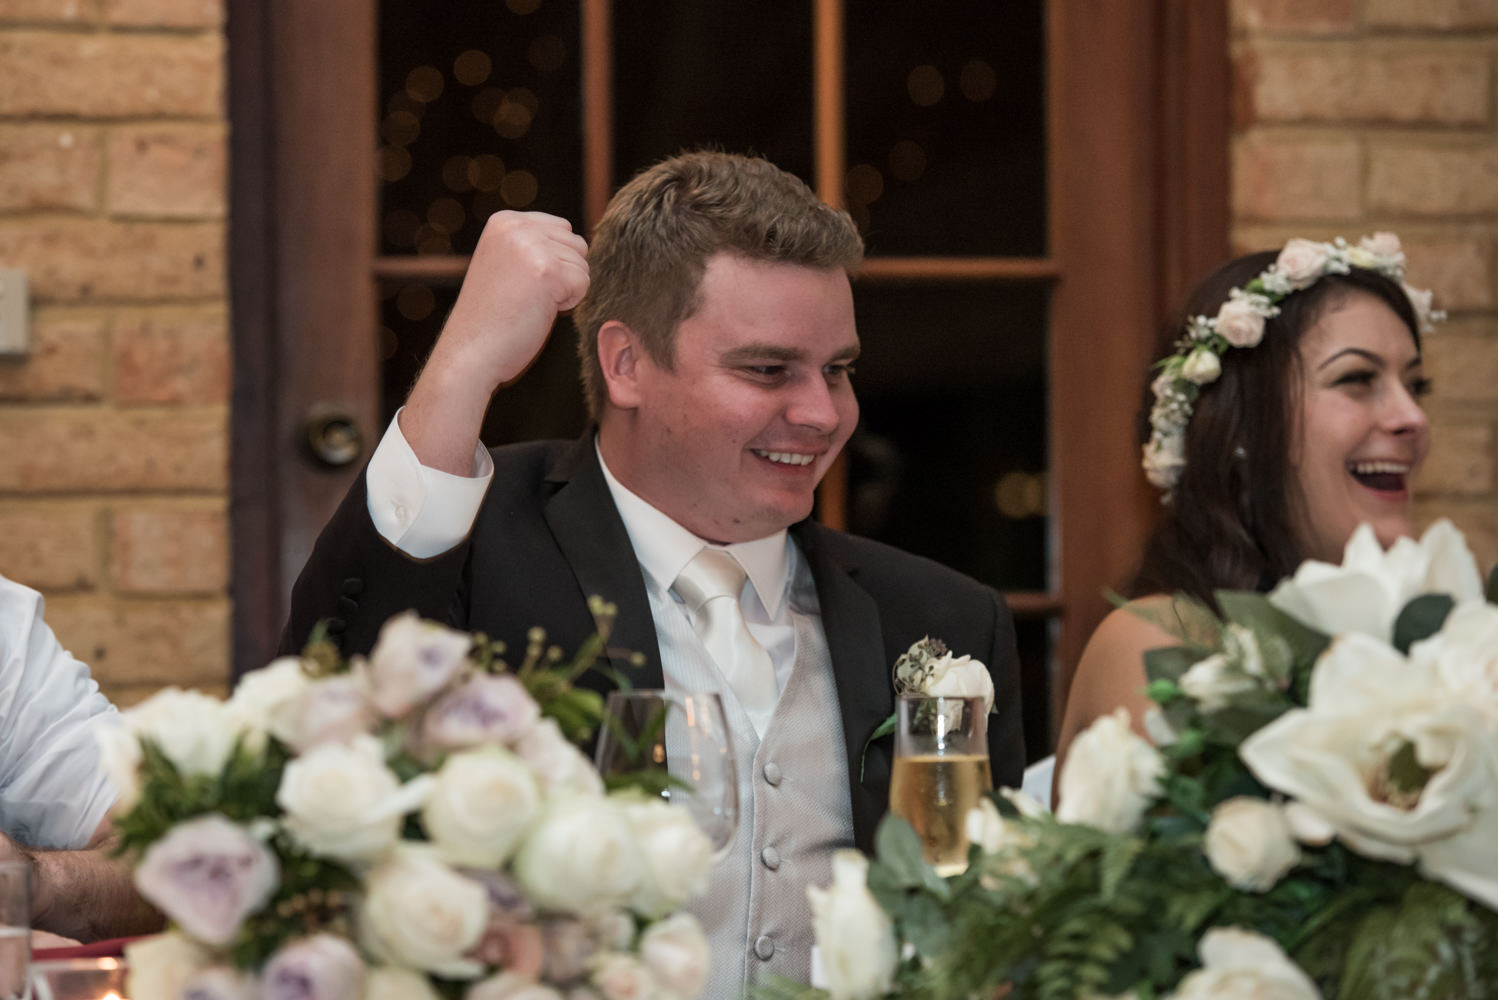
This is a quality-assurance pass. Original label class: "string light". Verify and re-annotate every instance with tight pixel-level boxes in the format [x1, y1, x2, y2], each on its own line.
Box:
[959, 59, 997, 102]
[907, 64, 945, 106]
[889, 140, 927, 183]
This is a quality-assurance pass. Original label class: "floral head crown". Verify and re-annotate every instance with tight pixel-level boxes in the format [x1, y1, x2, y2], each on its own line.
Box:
[1142, 233, 1444, 498]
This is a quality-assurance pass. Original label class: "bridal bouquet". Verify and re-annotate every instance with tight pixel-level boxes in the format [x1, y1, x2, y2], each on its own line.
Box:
[789, 520, 1498, 1000]
[97, 607, 715, 1000]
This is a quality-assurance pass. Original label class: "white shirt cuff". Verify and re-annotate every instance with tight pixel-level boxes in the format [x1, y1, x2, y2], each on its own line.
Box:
[365, 407, 494, 558]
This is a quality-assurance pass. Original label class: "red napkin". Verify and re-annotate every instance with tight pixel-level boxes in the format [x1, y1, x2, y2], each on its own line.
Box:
[32, 936, 136, 961]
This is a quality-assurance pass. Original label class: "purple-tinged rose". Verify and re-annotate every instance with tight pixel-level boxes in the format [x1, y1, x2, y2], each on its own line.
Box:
[468, 920, 544, 979]
[286, 674, 377, 752]
[1274, 238, 1331, 288]
[464, 868, 535, 923]
[126, 933, 214, 1000]
[513, 719, 603, 796]
[639, 913, 710, 1000]
[363, 612, 473, 717]
[183, 966, 259, 1000]
[134, 814, 278, 946]
[262, 934, 365, 1000]
[465, 974, 565, 1000]
[422, 674, 542, 752]
[539, 918, 596, 985]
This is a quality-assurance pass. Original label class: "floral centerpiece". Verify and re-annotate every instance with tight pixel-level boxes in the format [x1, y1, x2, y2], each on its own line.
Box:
[785, 520, 1498, 1000]
[97, 605, 715, 1000]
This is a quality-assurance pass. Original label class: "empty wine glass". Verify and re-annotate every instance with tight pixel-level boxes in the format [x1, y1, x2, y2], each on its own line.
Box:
[594, 690, 738, 859]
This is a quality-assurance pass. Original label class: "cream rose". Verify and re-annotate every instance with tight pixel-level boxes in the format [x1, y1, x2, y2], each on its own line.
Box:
[590, 953, 657, 1000]
[423, 747, 541, 868]
[125, 932, 215, 1000]
[123, 687, 246, 777]
[1212, 296, 1267, 349]
[1203, 798, 1301, 892]
[228, 656, 312, 747]
[1359, 231, 1404, 261]
[366, 967, 443, 1000]
[1180, 348, 1221, 385]
[262, 934, 366, 1000]
[363, 611, 473, 717]
[807, 850, 899, 1000]
[626, 798, 714, 917]
[360, 845, 489, 978]
[639, 913, 710, 1000]
[513, 796, 640, 914]
[1056, 708, 1164, 834]
[924, 652, 996, 715]
[1273, 238, 1332, 289]
[1169, 927, 1319, 1000]
[134, 814, 279, 945]
[514, 719, 605, 797]
[965, 797, 1038, 887]
[278, 734, 434, 864]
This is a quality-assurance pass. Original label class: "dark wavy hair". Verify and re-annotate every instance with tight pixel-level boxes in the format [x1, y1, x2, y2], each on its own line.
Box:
[1130, 251, 1423, 607]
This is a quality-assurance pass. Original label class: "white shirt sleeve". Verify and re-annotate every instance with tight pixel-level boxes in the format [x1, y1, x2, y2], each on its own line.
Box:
[364, 407, 495, 559]
[0, 576, 116, 850]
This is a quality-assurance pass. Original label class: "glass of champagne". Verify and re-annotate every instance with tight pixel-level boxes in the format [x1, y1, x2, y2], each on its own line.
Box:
[593, 690, 739, 860]
[888, 694, 992, 876]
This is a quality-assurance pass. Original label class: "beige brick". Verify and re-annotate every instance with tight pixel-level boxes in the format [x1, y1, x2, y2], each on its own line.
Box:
[1420, 421, 1493, 495]
[1232, 0, 1355, 34]
[0, 407, 226, 492]
[0, 31, 222, 117]
[0, 313, 106, 401]
[0, 505, 96, 590]
[1241, 47, 1488, 126]
[1366, 0, 1498, 29]
[110, 505, 226, 593]
[113, 309, 228, 403]
[0, 125, 100, 212]
[1424, 321, 1498, 402]
[0, 219, 224, 303]
[1404, 235, 1492, 311]
[1232, 135, 1362, 221]
[1368, 143, 1498, 217]
[104, 0, 222, 29]
[107, 123, 225, 218]
[45, 594, 230, 685]
[0, 0, 92, 24]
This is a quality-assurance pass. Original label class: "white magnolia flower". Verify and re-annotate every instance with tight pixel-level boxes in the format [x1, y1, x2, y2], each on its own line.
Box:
[1410, 599, 1498, 725]
[423, 747, 541, 868]
[285, 674, 377, 752]
[590, 953, 658, 1000]
[1268, 520, 1483, 642]
[1056, 708, 1164, 834]
[278, 734, 434, 864]
[363, 611, 473, 717]
[1239, 633, 1498, 908]
[923, 651, 995, 715]
[1168, 928, 1319, 1000]
[807, 850, 899, 1000]
[227, 656, 312, 747]
[421, 673, 542, 752]
[639, 913, 710, 1000]
[1180, 347, 1221, 385]
[365, 967, 443, 1000]
[514, 718, 605, 796]
[122, 687, 246, 777]
[1274, 238, 1333, 289]
[513, 796, 641, 914]
[125, 932, 215, 1000]
[1203, 798, 1301, 892]
[361, 845, 489, 978]
[134, 814, 279, 945]
[262, 934, 366, 1000]
[625, 798, 714, 918]
[183, 966, 260, 1000]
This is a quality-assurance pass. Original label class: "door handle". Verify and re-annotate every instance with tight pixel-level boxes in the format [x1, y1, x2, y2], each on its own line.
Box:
[304, 404, 364, 467]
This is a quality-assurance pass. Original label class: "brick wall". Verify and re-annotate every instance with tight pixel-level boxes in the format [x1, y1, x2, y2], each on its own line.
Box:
[0, 0, 229, 702]
[1232, 0, 1498, 573]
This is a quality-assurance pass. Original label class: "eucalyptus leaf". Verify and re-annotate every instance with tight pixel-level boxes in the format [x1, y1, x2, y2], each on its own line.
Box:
[1392, 593, 1455, 655]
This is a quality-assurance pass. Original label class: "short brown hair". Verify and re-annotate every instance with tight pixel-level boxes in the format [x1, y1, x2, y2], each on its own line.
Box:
[574, 151, 864, 417]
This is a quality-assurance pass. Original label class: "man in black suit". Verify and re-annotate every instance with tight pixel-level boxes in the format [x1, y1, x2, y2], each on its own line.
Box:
[283, 151, 1023, 993]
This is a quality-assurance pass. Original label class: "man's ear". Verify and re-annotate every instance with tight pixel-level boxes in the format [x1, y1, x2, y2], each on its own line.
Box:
[597, 320, 644, 410]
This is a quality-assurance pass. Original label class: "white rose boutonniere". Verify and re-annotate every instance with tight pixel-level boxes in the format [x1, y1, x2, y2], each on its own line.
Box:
[864, 637, 995, 777]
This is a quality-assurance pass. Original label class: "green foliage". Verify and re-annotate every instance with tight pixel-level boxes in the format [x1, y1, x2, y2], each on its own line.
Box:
[1214, 589, 1329, 675]
[1393, 594, 1456, 654]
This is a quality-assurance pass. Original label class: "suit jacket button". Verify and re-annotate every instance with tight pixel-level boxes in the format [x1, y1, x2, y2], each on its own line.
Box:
[341, 578, 364, 596]
[762, 762, 782, 786]
[754, 935, 775, 960]
[337, 595, 358, 613]
[326, 617, 346, 635]
[760, 846, 780, 870]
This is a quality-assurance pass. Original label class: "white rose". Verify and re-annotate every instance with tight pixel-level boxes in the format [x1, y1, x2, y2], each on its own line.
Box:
[1143, 433, 1187, 490]
[228, 656, 312, 747]
[423, 747, 541, 868]
[422, 674, 542, 752]
[262, 934, 366, 1000]
[1212, 297, 1267, 348]
[134, 814, 279, 945]
[923, 652, 996, 715]
[1169, 927, 1319, 1000]
[1412, 600, 1498, 724]
[183, 966, 259, 1000]
[123, 687, 246, 777]
[639, 913, 710, 1000]
[513, 718, 605, 797]
[278, 734, 434, 864]
[590, 953, 657, 1000]
[360, 845, 489, 978]
[514, 796, 640, 914]
[1203, 798, 1301, 892]
[466, 973, 565, 1000]
[1180, 348, 1221, 385]
[125, 932, 214, 1000]
[807, 850, 898, 1000]
[285, 674, 377, 752]
[1056, 708, 1164, 834]
[626, 798, 714, 917]
[364, 611, 474, 717]
[1273, 238, 1332, 289]
[94, 717, 143, 813]
[1402, 281, 1439, 330]
[365, 967, 443, 1000]
[965, 797, 1037, 887]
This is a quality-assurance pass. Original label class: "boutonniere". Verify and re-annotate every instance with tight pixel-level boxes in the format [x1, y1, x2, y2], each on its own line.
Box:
[861, 636, 995, 778]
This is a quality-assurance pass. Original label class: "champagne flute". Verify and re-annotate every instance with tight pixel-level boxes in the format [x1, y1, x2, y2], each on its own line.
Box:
[593, 690, 739, 859]
[888, 694, 992, 875]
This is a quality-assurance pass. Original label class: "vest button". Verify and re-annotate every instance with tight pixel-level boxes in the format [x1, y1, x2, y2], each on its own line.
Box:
[754, 935, 775, 960]
[760, 846, 780, 870]
[762, 761, 782, 786]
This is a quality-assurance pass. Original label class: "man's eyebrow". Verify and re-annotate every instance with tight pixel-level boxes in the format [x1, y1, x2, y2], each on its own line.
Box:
[719, 342, 862, 363]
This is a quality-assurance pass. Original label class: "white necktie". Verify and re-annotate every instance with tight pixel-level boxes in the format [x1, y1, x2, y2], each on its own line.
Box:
[673, 548, 778, 736]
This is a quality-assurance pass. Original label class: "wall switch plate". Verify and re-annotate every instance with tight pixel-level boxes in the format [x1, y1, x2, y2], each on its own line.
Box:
[0, 269, 28, 357]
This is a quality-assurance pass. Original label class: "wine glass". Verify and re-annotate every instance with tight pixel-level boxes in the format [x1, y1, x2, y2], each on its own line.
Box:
[888, 694, 992, 875]
[594, 690, 739, 859]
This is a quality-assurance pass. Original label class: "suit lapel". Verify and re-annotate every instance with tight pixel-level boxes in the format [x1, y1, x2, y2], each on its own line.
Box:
[542, 433, 665, 692]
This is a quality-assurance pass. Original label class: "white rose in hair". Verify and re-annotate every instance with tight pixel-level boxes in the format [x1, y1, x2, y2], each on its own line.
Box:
[1402, 281, 1439, 330]
[365, 967, 443, 1000]
[228, 656, 312, 746]
[134, 814, 279, 945]
[514, 718, 605, 796]
[1360, 231, 1405, 261]
[262, 934, 366, 1000]
[124, 687, 246, 777]
[466, 973, 565, 1000]
[286, 674, 377, 752]
[423, 747, 541, 868]
[125, 933, 215, 1000]
[639, 913, 710, 1000]
[183, 965, 260, 1000]
[514, 797, 640, 914]
[1170, 927, 1320, 1000]
[363, 611, 473, 717]
[1212, 296, 1267, 348]
[361, 845, 488, 978]
[591, 953, 658, 1000]
[1180, 347, 1221, 385]
[808, 850, 899, 1000]
[1274, 237, 1332, 289]
[1203, 798, 1301, 892]
[1056, 708, 1163, 834]
[422, 673, 541, 751]
[278, 734, 434, 864]
[625, 799, 714, 917]
[924, 652, 995, 715]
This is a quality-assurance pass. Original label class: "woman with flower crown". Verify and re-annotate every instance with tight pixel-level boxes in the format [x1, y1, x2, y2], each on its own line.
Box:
[1055, 233, 1443, 770]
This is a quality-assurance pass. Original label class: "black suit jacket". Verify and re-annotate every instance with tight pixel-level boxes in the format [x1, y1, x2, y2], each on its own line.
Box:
[281, 433, 1026, 851]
